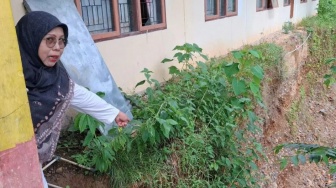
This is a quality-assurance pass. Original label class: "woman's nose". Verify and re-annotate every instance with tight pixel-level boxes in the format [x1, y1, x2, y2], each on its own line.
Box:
[52, 42, 61, 50]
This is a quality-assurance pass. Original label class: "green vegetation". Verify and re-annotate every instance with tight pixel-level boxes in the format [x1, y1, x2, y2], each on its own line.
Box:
[282, 21, 294, 34]
[59, 42, 284, 187]
[55, 1, 336, 187]
[274, 143, 336, 173]
[298, 0, 336, 74]
[286, 87, 306, 136]
[323, 58, 336, 87]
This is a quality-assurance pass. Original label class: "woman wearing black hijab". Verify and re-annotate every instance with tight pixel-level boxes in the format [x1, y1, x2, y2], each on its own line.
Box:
[16, 11, 129, 186]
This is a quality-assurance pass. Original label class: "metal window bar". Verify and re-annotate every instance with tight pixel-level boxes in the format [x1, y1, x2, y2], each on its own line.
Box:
[141, 0, 162, 26]
[228, 0, 235, 12]
[219, 0, 225, 16]
[272, 0, 278, 7]
[81, 0, 114, 34]
[119, 0, 134, 33]
[154, 0, 163, 24]
[206, 0, 217, 16]
[267, 0, 278, 8]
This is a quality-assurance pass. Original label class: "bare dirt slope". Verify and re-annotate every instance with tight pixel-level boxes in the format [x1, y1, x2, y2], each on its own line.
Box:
[45, 29, 336, 188]
[258, 29, 336, 188]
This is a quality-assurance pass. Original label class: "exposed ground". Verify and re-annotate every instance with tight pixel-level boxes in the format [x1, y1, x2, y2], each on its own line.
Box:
[45, 30, 336, 188]
[257, 29, 336, 188]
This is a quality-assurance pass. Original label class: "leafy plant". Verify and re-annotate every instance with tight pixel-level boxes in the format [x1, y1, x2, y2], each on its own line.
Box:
[282, 21, 294, 34]
[274, 143, 336, 173]
[299, 1, 336, 74]
[316, 0, 336, 24]
[65, 42, 275, 187]
[125, 43, 266, 187]
[69, 90, 133, 173]
[323, 58, 336, 88]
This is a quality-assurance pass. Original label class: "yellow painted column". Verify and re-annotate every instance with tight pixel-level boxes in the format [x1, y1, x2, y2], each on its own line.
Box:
[0, 0, 33, 151]
[0, 0, 43, 187]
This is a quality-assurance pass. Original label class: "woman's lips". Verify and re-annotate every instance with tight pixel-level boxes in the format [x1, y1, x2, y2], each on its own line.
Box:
[49, 56, 59, 62]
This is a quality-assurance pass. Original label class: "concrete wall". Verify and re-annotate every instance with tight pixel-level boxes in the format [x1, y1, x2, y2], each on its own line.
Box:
[11, 0, 319, 93]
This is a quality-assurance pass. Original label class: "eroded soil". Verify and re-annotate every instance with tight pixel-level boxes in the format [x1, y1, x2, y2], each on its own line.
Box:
[258, 30, 336, 188]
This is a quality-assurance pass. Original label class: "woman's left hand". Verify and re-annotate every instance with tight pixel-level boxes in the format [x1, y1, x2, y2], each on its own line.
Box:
[115, 111, 130, 127]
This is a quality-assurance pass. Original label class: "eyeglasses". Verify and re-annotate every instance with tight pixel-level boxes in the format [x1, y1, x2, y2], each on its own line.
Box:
[43, 37, 67, 49]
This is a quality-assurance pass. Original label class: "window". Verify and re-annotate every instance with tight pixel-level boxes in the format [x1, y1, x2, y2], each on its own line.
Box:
[75, 0, 166, 41]
[256, 0, 278, 11]
[205, 0, 238, 21]
[284, 0, 290, 6]
[300, 0, 307, 2]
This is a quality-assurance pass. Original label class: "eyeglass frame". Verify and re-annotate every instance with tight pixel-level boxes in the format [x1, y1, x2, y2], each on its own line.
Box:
[43, 36, 67, 49]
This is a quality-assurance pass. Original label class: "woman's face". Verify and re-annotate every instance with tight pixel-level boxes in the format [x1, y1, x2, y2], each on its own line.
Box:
[38, 27, 66, 67]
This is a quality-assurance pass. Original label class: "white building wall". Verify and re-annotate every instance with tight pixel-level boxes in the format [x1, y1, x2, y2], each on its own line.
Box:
[11, 0, 319, 93]
[96, 0, 187, 93]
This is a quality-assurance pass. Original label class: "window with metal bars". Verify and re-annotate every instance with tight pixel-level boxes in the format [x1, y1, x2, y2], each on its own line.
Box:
[256, 0, 279, 11]
[205, 0, 238, 21]
[74, 0, 166, 41]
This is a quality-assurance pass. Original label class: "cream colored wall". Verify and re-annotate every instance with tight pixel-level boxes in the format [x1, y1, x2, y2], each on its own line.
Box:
[99, 0, 318, 93]
[184, 0, 318, 59]
[96, 0, 187, 93]
[11, 0, 319, 93]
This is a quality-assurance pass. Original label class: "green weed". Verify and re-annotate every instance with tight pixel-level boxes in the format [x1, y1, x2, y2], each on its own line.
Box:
[64, 42, 283, 187]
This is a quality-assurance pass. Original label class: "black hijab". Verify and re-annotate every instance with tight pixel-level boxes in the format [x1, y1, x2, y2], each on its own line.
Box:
[16, 11, 74, 163]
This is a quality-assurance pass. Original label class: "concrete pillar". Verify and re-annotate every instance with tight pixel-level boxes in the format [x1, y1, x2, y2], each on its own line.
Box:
[0, 0, 43, 187]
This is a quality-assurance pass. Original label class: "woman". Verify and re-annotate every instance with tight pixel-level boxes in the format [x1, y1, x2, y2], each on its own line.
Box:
[15, 11, 129, 186]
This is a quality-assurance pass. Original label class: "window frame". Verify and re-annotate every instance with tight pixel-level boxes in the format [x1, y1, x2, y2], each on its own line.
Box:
[225, 0, 238, 17]
[204, 0, 238, 21]
[74, 0, 167, 42]
[256, 0, 266, 11]
[135, 0, 167, 31]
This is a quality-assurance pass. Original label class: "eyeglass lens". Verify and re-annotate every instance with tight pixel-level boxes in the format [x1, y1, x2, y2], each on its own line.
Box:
[45, 37, 67, 49]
